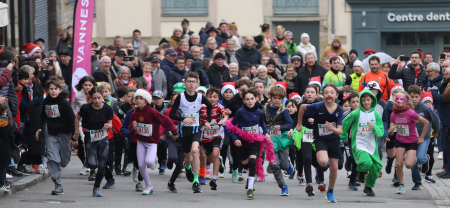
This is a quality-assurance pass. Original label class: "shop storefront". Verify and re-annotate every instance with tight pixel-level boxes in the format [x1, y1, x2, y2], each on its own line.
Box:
[346, 0, 450, 60]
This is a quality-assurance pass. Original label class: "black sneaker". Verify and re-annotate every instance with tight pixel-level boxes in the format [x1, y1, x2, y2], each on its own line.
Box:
[167, 182, 177, 193]
[185, 166, 194, 182]
[421, 154, 430, 174]
[209, 179, 217, 190]
[386, 157, 394, 174]
[6, 166, 23, 177]
[412, 183, 422, 190]
[192, 182, 202, 193]
[88, 171, 96, 181]
[363, 186, 375, 196]
[425, 175, 436, 183]
[51, 184, 64, 195]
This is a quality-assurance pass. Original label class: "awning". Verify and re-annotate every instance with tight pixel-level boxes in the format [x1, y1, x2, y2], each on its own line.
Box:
[0, 2, 8, 27]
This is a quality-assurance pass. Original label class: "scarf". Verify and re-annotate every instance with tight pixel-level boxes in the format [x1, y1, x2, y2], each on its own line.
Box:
[267, 71, 277, 80]
[277, 51, 289, 64]
[268, 100, 282, 109]
[114, 77, 137, 89]
[393, 104, 411, 114]
[243, 104, 259, 112]
[212, 63, 227, 75]
[102, 67, 115, 94]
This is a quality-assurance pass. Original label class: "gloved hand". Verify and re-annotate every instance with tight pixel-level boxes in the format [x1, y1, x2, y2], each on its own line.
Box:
[34, 96, 44, 106]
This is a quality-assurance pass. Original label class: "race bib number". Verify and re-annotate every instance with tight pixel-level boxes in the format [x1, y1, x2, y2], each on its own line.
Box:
[397, 125, 410, 136]
[90, 129, 108, 142]
[302, 129, 314, 143]
[203, 125, 220, 138]
[268, 126, 281, 137]
[136, 123, 152, 137]
[181, 113, 200, 127]
[45, 105, 60, 118]
[243, 125, 259, 134]
[318, 122, 336, 136]
[358, 122, 372, 135]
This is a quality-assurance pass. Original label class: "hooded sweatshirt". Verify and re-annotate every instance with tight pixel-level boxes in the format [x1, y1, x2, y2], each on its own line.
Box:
[319, 37, 348, 65]
[413, 100, 440, 140]
[39, 91, 75, 135]
[341, 89, 384, 155]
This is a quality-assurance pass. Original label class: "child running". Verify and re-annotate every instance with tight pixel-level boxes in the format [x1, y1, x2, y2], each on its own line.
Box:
[295, 83, 343, 203]
[341, 89, 384, 196]
[341, 92, 360, 190]
[389, 90, 429, 194]
[285, 99, 299, 180]
[129, 89, 178, 195]
[218, 82, 236, 178]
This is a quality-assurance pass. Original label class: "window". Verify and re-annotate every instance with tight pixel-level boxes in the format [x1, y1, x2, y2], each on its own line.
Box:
[384, 32, 435, 57]
[162, 0, 208, 17]
[273, 0, 319, 16]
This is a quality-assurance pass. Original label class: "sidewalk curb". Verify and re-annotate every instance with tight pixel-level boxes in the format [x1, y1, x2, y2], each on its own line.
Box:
[0, 173, 50, 198]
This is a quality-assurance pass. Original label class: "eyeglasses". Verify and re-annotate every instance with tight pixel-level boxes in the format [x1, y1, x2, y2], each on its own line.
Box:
[186, 80, 198, 84]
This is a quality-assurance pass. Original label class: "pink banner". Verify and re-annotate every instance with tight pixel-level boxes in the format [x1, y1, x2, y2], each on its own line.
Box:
[71, 0, 95, 104]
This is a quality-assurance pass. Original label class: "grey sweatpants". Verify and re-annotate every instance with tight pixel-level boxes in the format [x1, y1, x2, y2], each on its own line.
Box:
[269, 148, 289, 188]
[46, 133, 71, 185]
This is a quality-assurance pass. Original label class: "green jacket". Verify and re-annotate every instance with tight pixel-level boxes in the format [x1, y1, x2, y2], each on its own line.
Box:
[340, 89, 384, 155]
[284, 40, 298, 56]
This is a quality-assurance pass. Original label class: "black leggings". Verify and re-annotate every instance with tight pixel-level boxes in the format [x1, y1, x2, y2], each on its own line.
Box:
[220, 133, 230, 167]
[292, 145, 303, 175]
[167, 137, 185, 184]
[302, 142, 324, 184]
[129, 141, 143, 182]
[78, 138, 86, 166]
[114, 135, 129, 168]
[157, 140, 168, 167]
[426, 138, 435, 176]
[344, 143, 358, 183]
[85, 132, 110, 188]
[229, 134, 241, 171]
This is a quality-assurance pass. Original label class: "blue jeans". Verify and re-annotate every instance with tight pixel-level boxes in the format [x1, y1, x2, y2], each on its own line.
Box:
[437, 125, 449, 152]
[412, 138, 430, 184]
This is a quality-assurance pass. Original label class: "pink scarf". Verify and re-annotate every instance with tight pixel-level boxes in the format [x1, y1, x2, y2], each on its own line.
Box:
[143, 74, 152, 90]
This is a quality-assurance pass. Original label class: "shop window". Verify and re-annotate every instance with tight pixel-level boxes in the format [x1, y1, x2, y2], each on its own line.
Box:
[444, 35, 450, 45]
[385, 32, 435, 56]
[162, 0, 208, 17]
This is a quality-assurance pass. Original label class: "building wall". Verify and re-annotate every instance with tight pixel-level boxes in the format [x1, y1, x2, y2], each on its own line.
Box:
[327, 0, 352, 54]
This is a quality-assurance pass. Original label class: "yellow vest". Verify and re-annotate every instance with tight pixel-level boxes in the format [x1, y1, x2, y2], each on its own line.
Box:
[350, 72, 365, 92]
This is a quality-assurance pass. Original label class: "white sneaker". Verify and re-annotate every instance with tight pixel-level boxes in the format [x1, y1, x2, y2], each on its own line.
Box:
[438, 152, 443, 160]
[79, 167, 88, 175]
[6, 173, 12, 179]
[126, 163, 133, 173]
[434, 147, 439, 153]
[133, 170, 139, 182]
[25, 165, 35, 173]
[142, 186, 153, 195]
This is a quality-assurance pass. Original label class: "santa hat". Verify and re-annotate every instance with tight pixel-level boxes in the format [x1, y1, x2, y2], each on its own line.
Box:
[308, 76, 321, 87]
[221, 84, 237, 95]
[222, 82, 235, 88]
[289, 92, 301, 100]
[391, 83, 404, 96]
[421, 91, 433, 103]
[417, 48, 424, 60]
[196, 86, 208, 94]
[22, 43, 40, 57]
[274, 82, 287, 90]
[134, 88, 152, 104]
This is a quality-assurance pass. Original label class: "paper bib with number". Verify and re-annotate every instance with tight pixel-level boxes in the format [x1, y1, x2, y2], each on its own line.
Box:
[357, 122, 372, 135]
[45, 105, 60, 118]
[397, 125, 409, 136]
[242, 125, 259, 134]
[136, 123, 152, 137]
[181, 113, 200, 127]
[203, 125, 220, 138]
[90, 129, 108, 142]
[302, 129, 314, 143]
[318, 122, 336, 136]
[268, 126, 281, 137]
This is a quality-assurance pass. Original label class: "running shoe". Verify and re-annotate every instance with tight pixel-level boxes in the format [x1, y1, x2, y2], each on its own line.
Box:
[280, 185, 289, 196]
[205, 169, 212, 179]
[192, 182, 202, 193]
[437, 170, 447, 177]
[0, 184, 10, 192]
[288, 170, 296, 179]
[209, 179, 218, 190]
[246, 189, 254, 199]
[412, 183, 422, 190]
[286, 160, 294, 175]
[132, 169, 139, 182]
[434, 147, 439, 153]
[88, 171, 96, 181]
[439, 172, 450, 179]
[396, 184, 405, 194]
[242, 169, 248, 173]
[160, 160, 167, 169]
[199, 176, 207, 185]
[438, 152, 443, 160]
[344, 161, 351, 172]
[6, 173, 12, 179]
[219, 172, 225, 178]
[298, 176, 306, 186]
[24, 165, 35, 174]
[167, 182, 177, 193]
[185, 167, 194, 182]
[378, 170, 383, 178]
[386, 157, 394, 174]
[326, 191, 337, 203]
[421, 154, 430, 174]
[305, 183, 315, 197]
[142, 186, 154, 195]
[238, 173, 244, 181]
[36, 166, 47, 174]
[425, 175, 436, 183]
[348, 182, 357, 191]
[125, 163, 133, 173]
[347, 171, 351, 179]
[79, 166, 88, 175]
[245, 179, 255, 191]
[178, 171, 182, 178]
[51, 184, 64, 195]
[102, 178, 115, 189]
[219, 156, 224, 173]
[232, 170, 238, 183]
[363, 186, 375, 196]
[92, 187, 103, 197]
[318, 181, 326, 192]
[135, 182, 143, 191]
[159, 169, 165, 175]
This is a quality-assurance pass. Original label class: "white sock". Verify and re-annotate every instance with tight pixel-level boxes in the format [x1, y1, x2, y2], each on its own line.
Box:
[212, 175, 218, 180]
[248, 177, 255, 189]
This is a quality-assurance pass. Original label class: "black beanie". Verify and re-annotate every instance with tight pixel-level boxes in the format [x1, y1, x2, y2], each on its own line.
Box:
[349, 49, 358, 56]
[159, 38, 168, 46]
[266, 58, 276, 67]
[214, 52, 225, 60]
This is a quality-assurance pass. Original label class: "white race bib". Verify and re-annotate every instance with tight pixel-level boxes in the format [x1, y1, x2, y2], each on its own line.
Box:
[136, 123, 152, 137]
[318, 122, 336, 136]
[302, 129, 314, 143]
[357, 122, 372, 135]
[268, 126, 281, 137]
[90, 129, 108, 142]
[45, 105, 60, 118]
[397, 125, 410, 136]
[243, 125, 259, 134]
[181, 113, 200, 127]
[203, 125, 220, 138]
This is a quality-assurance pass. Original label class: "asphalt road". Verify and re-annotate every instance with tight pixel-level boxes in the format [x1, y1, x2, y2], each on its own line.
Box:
[0, 151, 442, 208]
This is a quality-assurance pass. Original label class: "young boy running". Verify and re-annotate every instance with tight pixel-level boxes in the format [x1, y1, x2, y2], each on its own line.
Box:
[342, 92, 360, 190]
[170, 72, 212, 193]
[341, 89, 384, 196]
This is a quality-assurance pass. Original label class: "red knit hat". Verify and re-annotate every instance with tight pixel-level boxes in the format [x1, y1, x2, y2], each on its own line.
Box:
[390, 83, 404, 96]
[21, 43, 40, 57]
[308, 76, 321, 87]
[222, 82, 236, 88]
[421, 91, 433, 103]
[289, 92, 301, 100]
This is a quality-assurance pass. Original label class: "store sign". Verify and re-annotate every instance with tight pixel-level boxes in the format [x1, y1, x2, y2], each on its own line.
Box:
[387, 12, 450, 22]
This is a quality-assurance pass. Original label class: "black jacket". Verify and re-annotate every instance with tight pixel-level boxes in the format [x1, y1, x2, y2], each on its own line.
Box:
[206, 63, 230, 89]
[24, 79, 45, 155]
[236, 46, 262, 65]
[227, 93, 262, 118]
[168, 67, 186, 95]
[0, 117, 14, 169]
[293, 63, 327, 95]
[39, 91, 75, 135]
[389, 63, 427, 92]
[60, 60, 73, 91]
[93, 67, 118, 83]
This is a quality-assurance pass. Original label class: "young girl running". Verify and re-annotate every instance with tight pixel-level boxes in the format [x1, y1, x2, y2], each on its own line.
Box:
[129, 89, 178, 195]
[389, 90, 429, 194]
[285, 99, 299, 180]
[218, 83, 236, 178]
[295, 83, 343, 203]
[73, 86, 113, 197]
